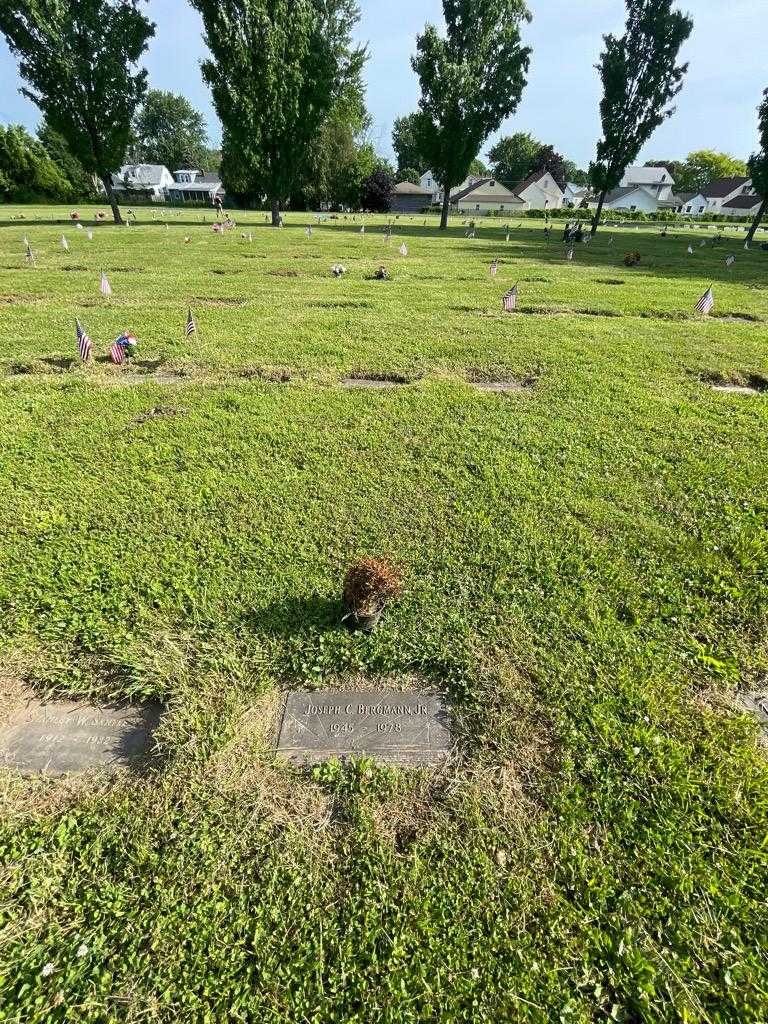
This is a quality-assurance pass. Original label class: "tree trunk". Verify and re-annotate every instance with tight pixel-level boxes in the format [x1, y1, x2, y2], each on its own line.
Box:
[439, 185, 451, 230]
[590, 189, 607, 236]
[100, 174, 123, 225]
[271, 197, 280, 226]
[746, 195, 767, 245]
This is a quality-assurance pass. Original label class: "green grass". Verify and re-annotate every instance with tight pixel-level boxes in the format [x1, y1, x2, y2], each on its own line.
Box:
[0, 205, 767, 1023]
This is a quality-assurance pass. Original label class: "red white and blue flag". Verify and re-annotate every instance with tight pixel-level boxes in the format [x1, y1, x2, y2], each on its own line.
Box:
[100, 272, 112, 297]
[110, 340, 126, 364]
[76, 319, 92, 361]
[502, 284, 518, 312]
[186, 308, 197, 337]
[694, 286, 714, 315]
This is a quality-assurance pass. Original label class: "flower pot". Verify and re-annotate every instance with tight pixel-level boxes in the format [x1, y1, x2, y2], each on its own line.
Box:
[342, 601, 384, 632]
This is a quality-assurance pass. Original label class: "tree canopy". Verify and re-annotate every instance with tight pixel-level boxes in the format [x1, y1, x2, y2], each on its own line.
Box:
[131, 90, 210, 172]
[674, 150, 748, 193]
[588, 0, 692, 234]
[37, 119, 97, 198]
[0, 123, 72, 202]
[0, 0, 155, 223]
[392, 113, 429, 173]
[191, 0, 366, 224]
[412, 0, 531, 229]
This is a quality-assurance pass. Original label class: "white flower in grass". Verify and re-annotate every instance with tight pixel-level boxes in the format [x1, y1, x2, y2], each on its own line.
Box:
[41, 962, 55, 977]
[76, 944, 89, 958]
[470, 968, 480, 980]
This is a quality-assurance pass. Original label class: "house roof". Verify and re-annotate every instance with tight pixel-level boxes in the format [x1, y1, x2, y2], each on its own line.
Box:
[623, 165, 675, 185]
[113, 164, 170, 186]
[197, 172, 222, 183]
[604, 185, 647, 205]
[703, 176, 750, 198]
[393, 181, 432, 195]
[565, 182, 588, 193]
[511, 170, 562, 198]
[675, 192, 696, 204]
[450, 177, 519, 202]
[722, 193, 762, 210]
[168, 180, 223, 192]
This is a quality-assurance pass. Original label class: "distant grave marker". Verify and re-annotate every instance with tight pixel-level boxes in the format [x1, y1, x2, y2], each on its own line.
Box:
[0, 700, 162, 775]
[276, 689, 451, 765]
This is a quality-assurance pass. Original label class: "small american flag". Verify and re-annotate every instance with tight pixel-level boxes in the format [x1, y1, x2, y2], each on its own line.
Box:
[100, 272, 112, 298]
[566, 247, 574, 261]
[468, 229, 476, 239]
[490, 259, 499, 277]
[505, 232, 510, 242]
[608, 236, 614, 245]
[60, 235, 69, 251]
[360, 225, 365, 234]
[744, 240, 750, 250]
[306, 226, 312, 238]
[694, 286, 714, 315]
[502, 284, 518, 312]
[399, 242, 408, 256]
[110, 340, 126, 364]
[687, 245, 693, 255]
[76, 318, 92, 361]
[186, 308, 197, 337]
[725, 255, 735, 267]
[25, 241, 35, 265]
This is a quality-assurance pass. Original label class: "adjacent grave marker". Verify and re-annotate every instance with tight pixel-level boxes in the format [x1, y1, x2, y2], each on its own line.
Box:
[0, 700, 162, 775]
[276, 689, 452, 765]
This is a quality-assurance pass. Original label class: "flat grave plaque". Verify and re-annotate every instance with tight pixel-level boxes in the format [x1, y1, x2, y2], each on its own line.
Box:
[0, 700, 161, 776]
[276, 689, 452, 765]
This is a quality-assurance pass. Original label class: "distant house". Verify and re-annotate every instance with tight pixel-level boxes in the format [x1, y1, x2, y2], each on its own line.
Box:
[419, 170, 441, 204]
[112, 164, 174, 200]
[450, 177, 525, 214]
[682, 192, 707, 215]
[166, 169, 225, 204]
[564, 182, 589, 207]
[510, 170, 564, 210]
[697, 177, 754, 215]
[391, 180, 433, 213]
[601, 185, 661, 213]
[673, 192, 696, 213]
[620, 166, 676, 204]
[721, 193, 764, 219]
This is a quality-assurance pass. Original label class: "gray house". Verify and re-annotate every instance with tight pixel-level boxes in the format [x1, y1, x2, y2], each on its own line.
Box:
[390, 181, 432, 213]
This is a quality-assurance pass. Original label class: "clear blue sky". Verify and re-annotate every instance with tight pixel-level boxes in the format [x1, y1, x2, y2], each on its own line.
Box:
[0, 0, 762, 168]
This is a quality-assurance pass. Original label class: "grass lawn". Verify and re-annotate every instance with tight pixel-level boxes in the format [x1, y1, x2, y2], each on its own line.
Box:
[0, 204, 767, 1023]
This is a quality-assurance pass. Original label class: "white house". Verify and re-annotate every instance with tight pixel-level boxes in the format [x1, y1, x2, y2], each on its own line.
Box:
[422, 170, 486, 205]
[721, 193, 763, 219]
[512, 170, 564, 210]
[620, 166, 676, 203]
[682, 192, 707, 215]
[564, 182, 589, 207]
[699, 177, 754, 215]
[601, 185, 661, 214]
[111, 164, 175, 200]
[419, 170, 441, 203]
[450, 177, 525, 214]
[166, 169, 224, 203]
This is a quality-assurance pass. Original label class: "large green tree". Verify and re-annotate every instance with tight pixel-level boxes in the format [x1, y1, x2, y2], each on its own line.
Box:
[392, 113, 428, 173]
[131, 89, 210, 172]
[486, 131, 541, 185]
[588, 0, 692, 235]
[747, 89, 768, 245]
[412, 0, 531, 229]
[0, 1, 155, 224]
[0, 123, 72, 201]
[673, 150, 748, 193]
[191, 0, 365, 225]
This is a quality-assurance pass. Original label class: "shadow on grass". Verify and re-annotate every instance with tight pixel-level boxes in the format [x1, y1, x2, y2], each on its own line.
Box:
[247, 594, 344, 637]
